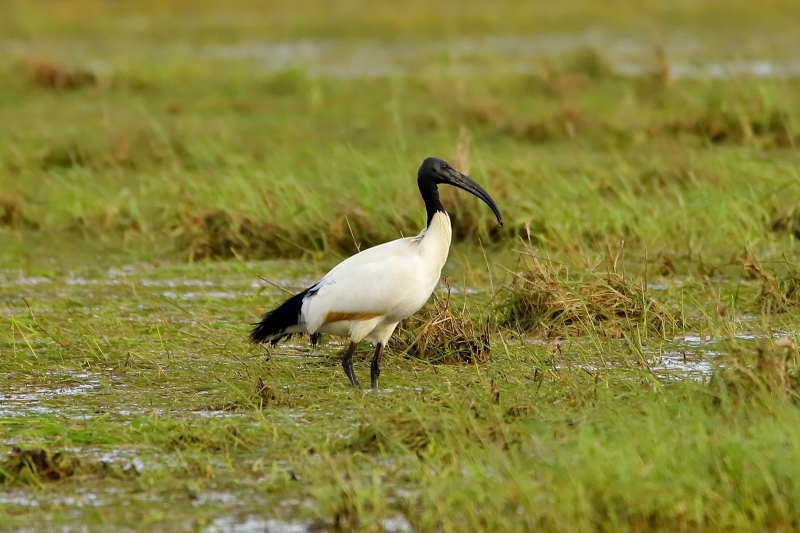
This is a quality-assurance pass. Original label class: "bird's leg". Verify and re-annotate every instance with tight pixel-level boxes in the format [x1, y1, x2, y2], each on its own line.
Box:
[370, 343, 384, 391]
[342, 342, 361, 389]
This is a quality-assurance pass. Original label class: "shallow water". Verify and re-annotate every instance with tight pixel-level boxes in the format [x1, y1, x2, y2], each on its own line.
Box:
[0, 263, 781, 418]
[3, 31, 800, 79]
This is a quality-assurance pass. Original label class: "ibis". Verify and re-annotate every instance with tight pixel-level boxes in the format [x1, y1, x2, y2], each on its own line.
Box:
[250, 157, 503, 390]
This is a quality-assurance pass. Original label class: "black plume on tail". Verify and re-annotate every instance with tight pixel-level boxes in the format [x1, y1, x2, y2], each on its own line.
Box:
[250, 286, 317, 345]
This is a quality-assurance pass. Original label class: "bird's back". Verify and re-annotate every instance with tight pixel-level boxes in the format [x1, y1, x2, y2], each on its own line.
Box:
[301, 215, 452, 332]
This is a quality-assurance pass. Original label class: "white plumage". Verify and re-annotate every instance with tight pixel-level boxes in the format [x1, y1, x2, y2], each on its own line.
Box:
[292, 211, 451, 345]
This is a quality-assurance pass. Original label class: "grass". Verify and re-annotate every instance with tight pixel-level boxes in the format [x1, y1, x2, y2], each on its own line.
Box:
[2, 0, 800, 531]
[390, 290, 492, 364]
[500, 242, 686, 339]
[2, 263, 800, 531]
[2, 69, 798, 264]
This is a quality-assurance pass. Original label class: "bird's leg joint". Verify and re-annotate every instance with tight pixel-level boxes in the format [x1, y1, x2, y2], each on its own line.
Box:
[370, 343, 384, 391]
[342, 341, 362, 389]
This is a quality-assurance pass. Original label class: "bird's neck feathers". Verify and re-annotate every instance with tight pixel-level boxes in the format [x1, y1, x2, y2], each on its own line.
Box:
[419, 211, 452, 269]
[417, 170, 451, 268]
[418, 173, 445, 227]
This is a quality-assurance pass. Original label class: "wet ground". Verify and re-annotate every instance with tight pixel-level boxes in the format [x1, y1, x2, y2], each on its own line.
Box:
[0, 261, 704, 529]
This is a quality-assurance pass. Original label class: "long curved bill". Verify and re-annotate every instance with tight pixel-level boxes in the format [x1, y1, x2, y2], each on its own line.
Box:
[443, 168, 504, 226]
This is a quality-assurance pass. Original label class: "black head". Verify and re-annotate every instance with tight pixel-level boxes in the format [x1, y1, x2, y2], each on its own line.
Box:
[417, 157, 503, 226]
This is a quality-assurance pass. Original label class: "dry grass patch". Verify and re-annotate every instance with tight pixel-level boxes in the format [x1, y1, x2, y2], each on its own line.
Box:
[40, 131, 191, 171]
[440, 189, 507, 241]
[743, 254, 800, 313]
[0, 191, 36, 229]
[345, 413, 433, 453]
[522, 47, 615, 97]
[501, 251, 682, 339]
[636, 163, 722, 194]
[760, 269, 800, 314]
[65, 205, 144, 234]
[458, 99, 590, 143]
[251, 376, 286, 407]
[715, 337, 800, 401]
[179, 206, 420, 261]
[661, 107, 796, 147]
[345, 411, 520, 455]
[28, 60, 97, 91]
[390, 291, 491, 364]
[0, 448, 80, 485]
[326, 206, 417, 253]
[560, 46, 617, 81]
[170, 424, 251, 452]
[0, 446, 128, 486]
[771, 206, 800, 241]
[178, 209, 304, 260]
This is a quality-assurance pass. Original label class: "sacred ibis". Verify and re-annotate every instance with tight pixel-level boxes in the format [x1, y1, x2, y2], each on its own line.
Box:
[250, 157, 503, 390]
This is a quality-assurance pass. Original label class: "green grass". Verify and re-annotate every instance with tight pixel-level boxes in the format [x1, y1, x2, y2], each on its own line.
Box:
[2, 68, 798, 264]
[1, 260, 799, 530]
[2, 1, 800, 531]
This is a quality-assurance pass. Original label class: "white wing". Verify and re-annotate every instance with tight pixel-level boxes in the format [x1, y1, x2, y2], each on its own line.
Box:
[300, 237, 441, 332]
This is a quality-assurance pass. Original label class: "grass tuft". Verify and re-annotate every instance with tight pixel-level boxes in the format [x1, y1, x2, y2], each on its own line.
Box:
[345, 413, 433, 454]
[771, 206, 800, 241]
[561, 46, 616, 81]
[179, 209, 292, 261]
[0, 447, 80, 485]
[390, 291, 491, 364]
[27, 59, 97, 91]
[501, 248, 682, 338]
[716, 337, 800, 401]
[744, 255, 800, 313]
[0, 191, 36, 229]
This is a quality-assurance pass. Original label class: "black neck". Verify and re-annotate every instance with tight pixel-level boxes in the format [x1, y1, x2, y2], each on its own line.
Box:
[418, 173, 445, 227]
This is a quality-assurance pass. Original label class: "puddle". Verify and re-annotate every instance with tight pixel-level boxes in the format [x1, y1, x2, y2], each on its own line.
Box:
[0, 370, 103, 418]
[527, 331, 795, 381]
[205, 517, 311, 533]
[651, 332, 795, 380]
[0, 266, 304, 316]
[652, 351, 715, 380]
[202, 514, 411, 533]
